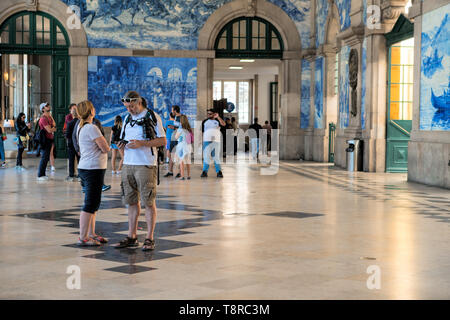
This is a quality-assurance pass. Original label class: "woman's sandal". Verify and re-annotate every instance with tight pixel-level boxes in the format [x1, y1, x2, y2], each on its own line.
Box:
[142, 238, 156, 251]
[92, 235, 108, 243]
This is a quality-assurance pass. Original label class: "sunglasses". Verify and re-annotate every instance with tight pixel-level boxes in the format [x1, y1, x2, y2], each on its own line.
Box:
[121, 98, 138, 103]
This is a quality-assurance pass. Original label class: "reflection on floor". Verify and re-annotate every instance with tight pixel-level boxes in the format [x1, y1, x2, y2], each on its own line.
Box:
[0, 158, 449, 299]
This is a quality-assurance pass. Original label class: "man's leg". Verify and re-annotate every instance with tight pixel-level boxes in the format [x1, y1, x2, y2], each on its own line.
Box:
[202, 142, 211, 172]
[68, 146, 75, 177]
[128, 202, 141, 239]
[212, 142, 222, 173]
[37, 143, 51, 177]
[145, 203, 157, 240]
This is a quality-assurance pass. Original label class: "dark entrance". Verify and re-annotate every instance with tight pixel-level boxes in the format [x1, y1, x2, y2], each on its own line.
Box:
[0, 11, 70, 158]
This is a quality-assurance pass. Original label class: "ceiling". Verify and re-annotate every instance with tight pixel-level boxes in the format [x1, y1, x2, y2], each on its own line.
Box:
[213, 58, 281, 77]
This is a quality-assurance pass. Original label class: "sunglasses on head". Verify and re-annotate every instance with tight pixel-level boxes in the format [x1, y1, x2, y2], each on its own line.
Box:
[121, 98, 138, 103]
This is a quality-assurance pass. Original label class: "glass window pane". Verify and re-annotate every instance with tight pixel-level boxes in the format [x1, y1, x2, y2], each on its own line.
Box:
[23, 15, 30, 31]
[390, 84, 400, 102]
[232, 38, 239, 49]
[223, 81, 236, 106]
[15, 16, 23, 31]
[240, 20, 246, 37]
[238, 81, 249, 124]
[390, 66, 401, 83]
[218, 38, 226, 49]
[252, 38, 258, 50]
[252, 20, 258, 37]
[259, 22, 265, 37]
[233, 22, 239, 37]
[44, 32, 50, 45]
[43, 17, 50, 32]
[390, 102, 400, 120]
[37, 16, 43, 32]
[36, 31, 43, 45]
[213, 81, 222, 100]
[15, 32, 22, 44]
[259, 38, 266, 50]
[0, 27, 9, 44]
[405, 65, 414, 83]
[403, 84, 413, 102]
[240, 38, 246, 50]
[272, 38, 280, 50]
[22, 31, 30, 44]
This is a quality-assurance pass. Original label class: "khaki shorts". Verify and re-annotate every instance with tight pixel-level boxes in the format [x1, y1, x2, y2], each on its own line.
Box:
[121, 165, 157, 207]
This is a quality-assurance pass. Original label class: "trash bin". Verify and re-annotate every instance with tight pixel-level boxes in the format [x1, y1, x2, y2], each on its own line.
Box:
[345, 139, 362, 171]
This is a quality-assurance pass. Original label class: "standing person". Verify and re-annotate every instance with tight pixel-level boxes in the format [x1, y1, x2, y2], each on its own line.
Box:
[64, 103, 76, 135]
[110, 115, 124, 174]
[76, 100, 110, 246]
[114, 91, 166, 251]
[163, 112, 175, 166]
[65, 107, 80, 181]
[0, 120, 7, 168]
[37, 102, 56, 181]
[249, 117, 263, 161]
[15, 112, 31, 170]
[173, 115, 193, 180]
[262, 120, 272, 154]
[164, 105, 181, 177]
[231, 117, 238, 155]
[201, 109, 225, 178]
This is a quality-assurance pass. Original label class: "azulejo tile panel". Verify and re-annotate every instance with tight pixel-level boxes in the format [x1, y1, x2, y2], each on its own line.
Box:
[88, 56, 197, 127]
[301, 60, 311, 129]
[314, 57, 324, 129]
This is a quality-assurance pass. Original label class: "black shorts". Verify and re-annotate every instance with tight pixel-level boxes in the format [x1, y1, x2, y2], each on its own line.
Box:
[78, 169, 106, 214]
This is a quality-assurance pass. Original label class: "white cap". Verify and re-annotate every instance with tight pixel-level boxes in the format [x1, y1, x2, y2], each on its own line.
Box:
[39, 102, 48, 112]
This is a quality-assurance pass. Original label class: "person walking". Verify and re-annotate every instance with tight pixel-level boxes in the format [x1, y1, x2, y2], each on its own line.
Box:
[15, 112, 31, 170]
[37, 102, 56, 181]
[114, 91, 166, 251]
[110, 115, 124, 174]
[164, 105, 181, 177]
[249, 117, 263, 161]
[65, 106, 80, 181]
[0, 120, 7, 168]
[173, 115, 193, 180]
[262, 120, 272, 154]
[76, 100, 110, 246]
[201, 109, 225, 178]
[163, 112, 175, 166]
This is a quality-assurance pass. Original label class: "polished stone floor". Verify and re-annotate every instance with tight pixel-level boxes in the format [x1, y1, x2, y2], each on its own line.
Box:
[0, 157, 449, 299]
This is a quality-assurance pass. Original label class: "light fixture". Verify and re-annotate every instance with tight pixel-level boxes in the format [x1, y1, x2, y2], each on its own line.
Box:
[229, 66, 243, 70]
[3, 71, 8, 82]
[240, 59, 255, 63]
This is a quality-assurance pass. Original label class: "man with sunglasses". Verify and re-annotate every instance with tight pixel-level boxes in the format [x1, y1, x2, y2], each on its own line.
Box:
[114, 91, 166, 251]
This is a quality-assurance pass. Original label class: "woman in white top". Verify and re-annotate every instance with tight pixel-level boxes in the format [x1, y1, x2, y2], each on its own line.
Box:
[173, 115, 193, 180]
[76, 100, 110, 246]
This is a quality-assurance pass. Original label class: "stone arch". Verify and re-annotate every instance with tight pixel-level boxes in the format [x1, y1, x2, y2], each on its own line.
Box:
[0, 0, 88, 48]
[325, 2, 341, 49]
[198, 0, 301, 52]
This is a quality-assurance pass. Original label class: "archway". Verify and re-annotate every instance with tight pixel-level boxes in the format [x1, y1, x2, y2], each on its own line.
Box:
[197, 0, 303, 159]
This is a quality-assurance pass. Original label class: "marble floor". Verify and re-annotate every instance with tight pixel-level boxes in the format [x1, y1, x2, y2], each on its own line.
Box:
[0, 157, 449, 299]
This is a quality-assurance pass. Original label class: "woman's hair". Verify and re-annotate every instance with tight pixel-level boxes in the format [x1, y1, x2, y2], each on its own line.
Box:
[180, 115, 192, 133]
[17, 113, 26, 123]
[77, 100, 95, 129]
[114, 115, 123, 127]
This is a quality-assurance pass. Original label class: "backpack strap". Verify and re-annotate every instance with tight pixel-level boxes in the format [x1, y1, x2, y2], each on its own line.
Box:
[120, 113, 132, 141]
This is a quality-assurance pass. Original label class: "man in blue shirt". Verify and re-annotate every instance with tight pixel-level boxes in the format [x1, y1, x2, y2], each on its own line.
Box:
[164, 105, 181, 177]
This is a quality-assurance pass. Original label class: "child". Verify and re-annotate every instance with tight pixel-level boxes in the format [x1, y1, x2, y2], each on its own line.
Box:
[174, 115, 193, 180]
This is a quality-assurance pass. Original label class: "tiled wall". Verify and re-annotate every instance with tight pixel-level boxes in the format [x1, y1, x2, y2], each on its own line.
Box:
[88, 56, 197, 127]
[419, 4, 450, 131]
[314, 57, 324, 129]
[339, 45, 350, 129]
[301, 59, 311, 129]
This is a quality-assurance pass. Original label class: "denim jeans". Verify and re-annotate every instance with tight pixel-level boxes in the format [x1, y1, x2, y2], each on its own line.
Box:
[0, 138, 5, 162]
[202, 141, 222, 173]
[16, 140, 24, 166]
[37, 140, 53, 177]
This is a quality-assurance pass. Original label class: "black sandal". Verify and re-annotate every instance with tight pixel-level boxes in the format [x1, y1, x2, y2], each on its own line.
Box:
[114, 237, 138, 249]
[142, 238, 156, 251]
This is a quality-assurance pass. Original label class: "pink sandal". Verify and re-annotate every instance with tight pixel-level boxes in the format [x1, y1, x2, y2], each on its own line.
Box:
[92, 235, 108, 243]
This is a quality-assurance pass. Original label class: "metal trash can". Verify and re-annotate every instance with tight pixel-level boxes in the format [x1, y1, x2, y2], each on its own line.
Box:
[345, 139, 361, 171]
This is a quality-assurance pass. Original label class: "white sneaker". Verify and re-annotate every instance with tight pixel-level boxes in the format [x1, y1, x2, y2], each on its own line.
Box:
[116, 171, 121, 175]
[37, 176, 49, 181]
[112, 171, 116, 175]
[51, 166, 56, 172]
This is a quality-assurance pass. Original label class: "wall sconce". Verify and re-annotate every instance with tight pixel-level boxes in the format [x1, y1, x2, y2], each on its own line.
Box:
[3, 71, 8, 83]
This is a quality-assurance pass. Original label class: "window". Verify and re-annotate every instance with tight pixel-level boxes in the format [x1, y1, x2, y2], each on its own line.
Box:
[389, 38, 414, 120]
[215, 17, 283, 59]
[213, 80, 251, 123]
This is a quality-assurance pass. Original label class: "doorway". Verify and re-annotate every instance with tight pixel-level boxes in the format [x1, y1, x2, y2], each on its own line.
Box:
[0, 11, 70, 158]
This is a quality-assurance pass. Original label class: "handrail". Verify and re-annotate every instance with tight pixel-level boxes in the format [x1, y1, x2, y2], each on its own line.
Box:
[390, 120, 410, 136]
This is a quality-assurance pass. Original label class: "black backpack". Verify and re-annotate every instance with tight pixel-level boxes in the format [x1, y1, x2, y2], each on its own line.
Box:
[122, 108, 165, 184]
[35, 126, 47, 148]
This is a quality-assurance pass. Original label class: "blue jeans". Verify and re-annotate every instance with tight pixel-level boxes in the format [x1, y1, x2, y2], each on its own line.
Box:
[37, 140, 53, 177]
[0, 138, 5, 162]
[202, 141, 222, 173]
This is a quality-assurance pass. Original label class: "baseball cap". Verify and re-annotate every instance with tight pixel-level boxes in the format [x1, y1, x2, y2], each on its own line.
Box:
[39, 102, 49, 112]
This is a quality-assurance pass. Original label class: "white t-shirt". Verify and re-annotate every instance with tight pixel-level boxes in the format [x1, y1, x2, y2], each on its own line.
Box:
[203, 119, 222, 142]
[121, 109, 166, 166]
[77, 123, 108, 170]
